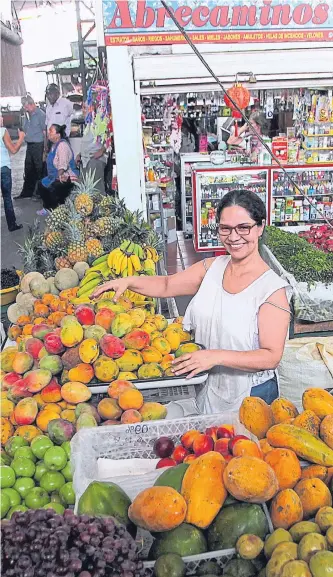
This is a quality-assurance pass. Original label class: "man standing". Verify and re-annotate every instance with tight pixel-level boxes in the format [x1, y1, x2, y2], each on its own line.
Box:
[17, 96, 46, 199]
[45, 84, 73, 147]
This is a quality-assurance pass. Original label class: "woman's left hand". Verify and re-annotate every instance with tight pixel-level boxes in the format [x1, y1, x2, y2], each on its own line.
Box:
[171, 349, 219, 379]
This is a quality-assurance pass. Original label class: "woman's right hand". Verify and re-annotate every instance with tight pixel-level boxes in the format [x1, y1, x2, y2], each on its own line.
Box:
[91, 278, 130, 301]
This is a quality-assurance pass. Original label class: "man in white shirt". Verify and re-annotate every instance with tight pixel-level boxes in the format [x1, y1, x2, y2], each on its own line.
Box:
[45, 84, 73, 147]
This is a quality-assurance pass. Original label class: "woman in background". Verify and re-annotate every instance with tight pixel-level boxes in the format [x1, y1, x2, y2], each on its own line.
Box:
[0, 116, 25, 231]
[36, 123, 78, 215]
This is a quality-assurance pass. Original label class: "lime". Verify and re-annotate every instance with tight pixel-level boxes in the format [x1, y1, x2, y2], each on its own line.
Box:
[7, 504, 28, 519]
[1, 491, 11, 519]
[43, 447, 67, 471]
[34, 461, 49, 482]
[2, 487, 21, 507]
[14, 446, 37, 463]
[0, 466, 16, 488]
[61, 441, 71, 459]
[59, 481, 75, 506]
[40, 471, 65, 493]
[31, 435, 54, 460]
[43, 502, 65, 514]
[1, 448, 12, 466]
[61, 461, 72, 482]
[25, 487, 49, 509]
[11, 458, 35, 478]
[14, 477, 35, 499]
[5, 437, 28, 458]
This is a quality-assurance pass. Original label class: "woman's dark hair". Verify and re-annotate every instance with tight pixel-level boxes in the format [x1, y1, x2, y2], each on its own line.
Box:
[51, 124, 68, 140]
[217, 189, 266, 225]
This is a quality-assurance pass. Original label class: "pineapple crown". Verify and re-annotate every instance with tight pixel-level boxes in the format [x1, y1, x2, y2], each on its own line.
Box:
[72, 169, 100, 197]
[63, 222, 85, 243]
[64, 198, 84, 224]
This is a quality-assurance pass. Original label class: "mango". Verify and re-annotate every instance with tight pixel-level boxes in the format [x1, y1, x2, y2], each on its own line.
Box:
[179, 329, 192, 343]
[140, 321, 157, 335]
[118, 389, 143, 411]
[1, 399, 15, 418]
[175, 343, 201, 357]
[14, 425, 40, 442]
[14, 398, 38, 426]
[150, 331, 161, 342]
[1, 372, 21, 390]
[44, 333, 65, 355]
[75, 403, 101, 424]
[43, 403, 61, 414]
[139, 402, 167, 421]
[31, 324, 53, 341]
[1, 417, 14, 445]
[12, 351, 34, 374]
[161, 359, 173, 372]
[75, 305, 95, 326]
[60, 409, 76, 423]
[95, 300, 125, 313]
[128, 308, 146, 328]
[107, 379, 135, 399]
[152, 314, 168, 331]
[118, 371, 137, 381]
[76, 413, 97, 430]
[40, 379, 62, 403]
[61, 346, 81, 370]
[47, 418, 75, 444]
[152, 337, 171, 355]
[116, 350, 143, 372]
[95, 308, 116, 332]
[117, 297, 133, 311]
[79, 338, 99, 364]
[68, 363, 94, 384]
[61, 382, 92, 404]
[141, 346, 163, 364]
[97, 398, 122, 420]
[164, 329, 181, 352]
[100, 334, 125, 359]
[122, 330, 150, 351]
[36, 409, 60, 432]
[111, 313, 133, 338]
[121, 410, 142, 424]
[60, 322, 84, 347]
[7, 379, 32, 402]
[25, 338, 45, 359]
[93, 356, 119, 382]
[83, 325, 106, 342]
[22, 369, 53, 392]
[60, 370, 70, 385]
[39, 354, 63, 375]
[101, 419, 119, 426]
[137, 363, 163, 379]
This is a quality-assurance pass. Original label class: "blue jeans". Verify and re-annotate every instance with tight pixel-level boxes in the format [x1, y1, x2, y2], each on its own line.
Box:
[1, 166, 17, 230]
[250, 374, 279, 405]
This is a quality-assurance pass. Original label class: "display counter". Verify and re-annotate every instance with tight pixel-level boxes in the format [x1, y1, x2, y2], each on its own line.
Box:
[191, 162, 333, 253]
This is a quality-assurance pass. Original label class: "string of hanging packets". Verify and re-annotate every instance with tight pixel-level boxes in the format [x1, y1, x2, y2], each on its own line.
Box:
[84, 81, 113, 150]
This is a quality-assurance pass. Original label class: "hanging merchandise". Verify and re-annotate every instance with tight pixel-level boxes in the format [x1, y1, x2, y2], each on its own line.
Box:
[224, 78, 251, 136]
[85, 81, 113, 150]
[163, 96, 183, 153]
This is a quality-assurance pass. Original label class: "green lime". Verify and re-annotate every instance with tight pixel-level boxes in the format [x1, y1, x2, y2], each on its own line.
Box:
[40, 471, 65, 493]
[31, 435, 54, 460]
[11, 458, 35, 478]
[14, 477, 35, 499]
[50, 492, 61, 503]
[14, 446, 37, 463]
[61, 461, 72, 481]
[5, 437, 28, 458]
[61, 441, 71, 459]
[43, 502, 65, 514]
[59, 481, 75, 506]
[43, 447, 67, 471]
[34, 461, 49, 482]
[7, 504, 28, 519]
[1, 448, 12, 466]
[0, 466, 16, 488]
[1, 491, 11, 519]
[25, 487, 49, 509]
[2, 487, 21, 507]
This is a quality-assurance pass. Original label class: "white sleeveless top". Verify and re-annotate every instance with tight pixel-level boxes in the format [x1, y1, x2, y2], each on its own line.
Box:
[183, 256, 291, 414]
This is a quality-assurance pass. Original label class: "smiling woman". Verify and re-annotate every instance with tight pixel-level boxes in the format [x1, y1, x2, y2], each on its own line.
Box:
[92, 189, 292, 414]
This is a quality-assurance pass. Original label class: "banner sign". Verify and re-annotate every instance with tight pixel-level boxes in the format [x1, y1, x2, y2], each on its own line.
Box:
[103, 0, 333, 45]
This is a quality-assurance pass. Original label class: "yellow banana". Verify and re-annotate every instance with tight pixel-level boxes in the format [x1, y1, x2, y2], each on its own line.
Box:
[120, 254, 128, 274]
[144, 258, 155, 271]
[108, 248, 122, 269]
[113, 252, 123, 275]
[71, 296, 92, 305]
[130, 254, 141, 272]
[127, 258, 133, 277]
[122, 267, 128, 278]
[150, 247, 159, 263]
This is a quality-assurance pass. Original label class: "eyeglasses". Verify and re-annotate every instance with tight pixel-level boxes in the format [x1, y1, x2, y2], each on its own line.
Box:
[218, 223, 257, 237]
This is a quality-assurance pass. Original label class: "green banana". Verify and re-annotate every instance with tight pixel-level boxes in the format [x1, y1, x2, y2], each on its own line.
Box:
[88, 261, 110, 273]
[80, 272, 101, 287]
[91, 253, 108, 266]
[77, 277, 101, 297]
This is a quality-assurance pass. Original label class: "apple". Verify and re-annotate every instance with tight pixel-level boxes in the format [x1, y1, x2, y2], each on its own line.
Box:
[214, 438, 230, 457]
[156, 458, 177, 469]
[181, 429, 201, 450]
[217, 426, 234, 439]
[205, 426, 218, 442]
[228, 435, 249, 453]
[171, 445, 189, 464]
[193, 434, 214, 456]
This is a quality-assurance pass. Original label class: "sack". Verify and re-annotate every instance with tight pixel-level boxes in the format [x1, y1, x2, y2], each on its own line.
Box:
[278, 336, 333, 410]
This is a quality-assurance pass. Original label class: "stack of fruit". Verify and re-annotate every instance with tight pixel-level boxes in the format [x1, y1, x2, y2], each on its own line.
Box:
[1, 434, 74, 519]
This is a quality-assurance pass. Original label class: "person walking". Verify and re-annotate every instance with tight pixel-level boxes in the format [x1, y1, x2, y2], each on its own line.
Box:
[45, 84, 73, 154]
[0, 116, 25, 231]
[17, 96, 46, 199]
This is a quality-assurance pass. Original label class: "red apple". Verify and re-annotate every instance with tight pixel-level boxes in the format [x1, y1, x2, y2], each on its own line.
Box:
[217, 426, 234, 439]
[228, 435, 249, 453]
[156, 458, 177, 469]
[205, 426, 218, 442]
[214, 438, 230, 457]
[181, 429, 201, 450]
[193, 434, 214, 456]
[171, 445, 189, 464]
[154, 437, 175, 458]
[75, 305, 95, 326]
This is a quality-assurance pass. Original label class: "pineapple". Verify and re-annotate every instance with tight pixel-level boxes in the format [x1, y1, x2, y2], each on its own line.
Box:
[94, 217, 121, 237]
[64, 224, 89, 264]
[40, 252, 56, 278]
[55, 256, 72, 270]
[45, 206, 69, 231]
[85, 238, 104, 259]
[72, 169, 99, 216]
[17, 221, 42, 273]
[44, 231, 63, 250]
[99, 196, 113, 216]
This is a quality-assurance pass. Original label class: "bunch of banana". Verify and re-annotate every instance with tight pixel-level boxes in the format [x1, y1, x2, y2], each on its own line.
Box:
[107, 240, 143, 278]
[145, 246, 159, 263]
[76, 254, 112, 299]
[143, 258, 156, 276]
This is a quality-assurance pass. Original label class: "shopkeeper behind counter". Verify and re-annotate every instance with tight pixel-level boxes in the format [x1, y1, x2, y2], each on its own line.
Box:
[92, 190, 292, 414]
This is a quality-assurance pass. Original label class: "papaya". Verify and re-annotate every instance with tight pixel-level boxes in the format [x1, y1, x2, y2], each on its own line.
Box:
[148, 523, 207, 559]
[77, 481, 135, 536]
[302, 388, 333, 419]
[129, 486, 186, 532]
[267, 424, 333, 466]
[207, 503, 269, 551]
[154, 463, 189, 492]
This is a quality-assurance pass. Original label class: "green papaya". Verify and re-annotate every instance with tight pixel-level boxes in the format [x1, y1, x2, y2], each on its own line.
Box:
[154, 463, 189, 492]
[207, 503, 269, 551]
[149, 523, 207, 560]
[223, 559, 256, 577]
[153, 553, 185, 577]
[77, 481, 136, 536]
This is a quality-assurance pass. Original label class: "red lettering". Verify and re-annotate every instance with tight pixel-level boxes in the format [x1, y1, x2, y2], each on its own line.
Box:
[174, 6, 192, 27]
[108, 1, 133, 28]
[210, 6, 230, 27]
[271, 5, 292, 26]
[260, 0, 272, 26]
[231, 6, 257, 27]
[312, 3, 329, 25]
[292, 4, 312, 25]
[156, 7, 169, 28]
[192, 6, 210, 27]
[135, 0, 155, 28]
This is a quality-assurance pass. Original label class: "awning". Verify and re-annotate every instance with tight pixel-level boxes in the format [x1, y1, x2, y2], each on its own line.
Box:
[1, 23, 26, 97]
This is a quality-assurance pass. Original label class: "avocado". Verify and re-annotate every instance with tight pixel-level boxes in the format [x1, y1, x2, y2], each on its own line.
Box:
[154, 463, 189, 492]
[149, 523, 207, 560]
[207, 503, 269, 551]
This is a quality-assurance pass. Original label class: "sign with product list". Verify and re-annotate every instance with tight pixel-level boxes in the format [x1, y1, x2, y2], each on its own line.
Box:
[102, 0, 333, 45]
